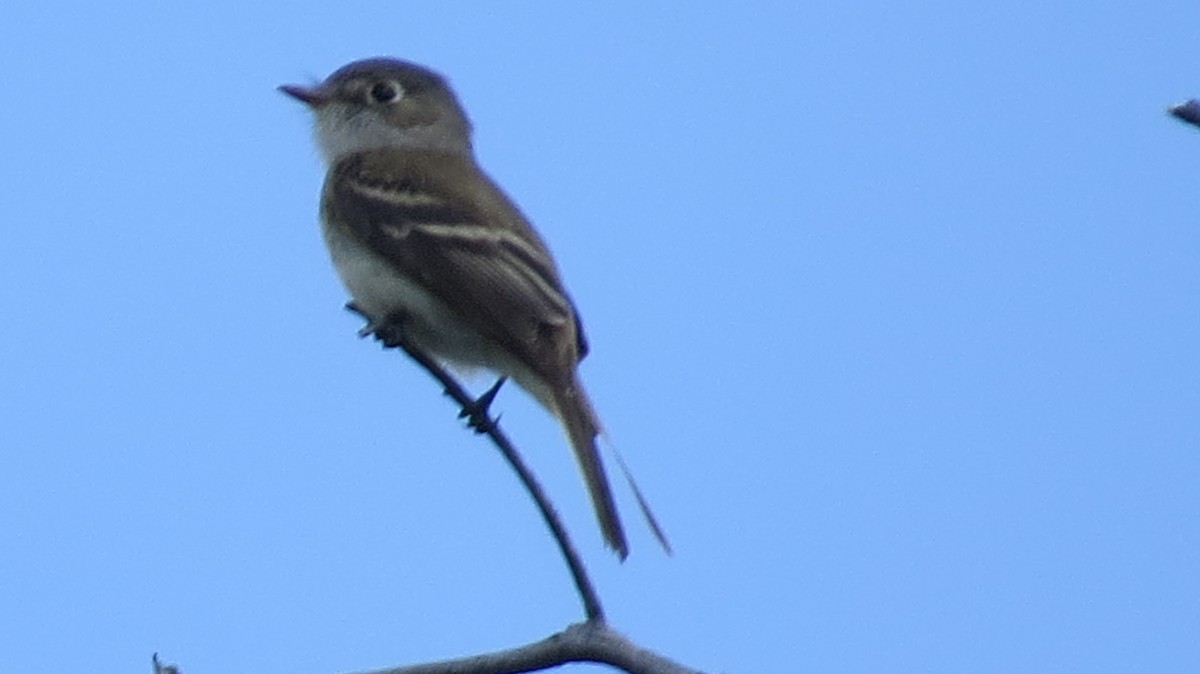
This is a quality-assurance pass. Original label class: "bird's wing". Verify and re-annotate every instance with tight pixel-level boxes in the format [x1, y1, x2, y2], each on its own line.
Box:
[326, 151, 586, 376]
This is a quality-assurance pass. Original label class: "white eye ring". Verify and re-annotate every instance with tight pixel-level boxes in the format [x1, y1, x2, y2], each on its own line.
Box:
[368, 80, 404, 105]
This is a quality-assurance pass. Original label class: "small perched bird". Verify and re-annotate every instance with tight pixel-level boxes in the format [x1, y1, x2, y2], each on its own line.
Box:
[281, 58, 660, 559]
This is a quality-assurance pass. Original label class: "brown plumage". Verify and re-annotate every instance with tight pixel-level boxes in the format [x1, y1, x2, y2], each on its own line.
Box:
[324, 148, 629, 557]
[282, 57, 671, 559]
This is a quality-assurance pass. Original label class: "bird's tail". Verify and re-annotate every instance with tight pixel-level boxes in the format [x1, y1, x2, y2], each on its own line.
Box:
[554, 379, 630, 559]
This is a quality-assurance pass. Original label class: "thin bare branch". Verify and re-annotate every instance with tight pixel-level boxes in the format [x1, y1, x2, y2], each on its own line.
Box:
[347, 304, 605, 622]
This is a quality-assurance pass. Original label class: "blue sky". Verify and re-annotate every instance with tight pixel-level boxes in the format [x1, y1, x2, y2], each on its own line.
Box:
[2, 2, 1197, 672]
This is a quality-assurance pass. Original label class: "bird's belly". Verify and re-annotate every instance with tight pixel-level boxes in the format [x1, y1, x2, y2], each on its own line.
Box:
[328, 236, 492, 366]
[332, 241, 440, 327]
[325, 231, 554, 412]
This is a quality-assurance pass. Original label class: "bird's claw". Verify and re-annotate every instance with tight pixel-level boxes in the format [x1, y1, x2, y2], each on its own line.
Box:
[459, 377, 507, 434]
[345, 302, 408, 348]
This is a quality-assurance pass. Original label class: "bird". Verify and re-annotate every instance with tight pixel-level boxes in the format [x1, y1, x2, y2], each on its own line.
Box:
[280, 58, 665, 559]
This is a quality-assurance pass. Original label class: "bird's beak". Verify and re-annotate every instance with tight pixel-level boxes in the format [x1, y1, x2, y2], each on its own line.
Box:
[278, 83, 330, 107]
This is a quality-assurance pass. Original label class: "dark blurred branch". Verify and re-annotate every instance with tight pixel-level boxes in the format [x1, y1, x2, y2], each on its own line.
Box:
[1168, 99, 1200, 129]
[153, 653, 180, 674]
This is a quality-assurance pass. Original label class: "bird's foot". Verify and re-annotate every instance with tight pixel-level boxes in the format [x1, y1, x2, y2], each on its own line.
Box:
[345, 302, 409, 349]
[459, 377, 507, 434]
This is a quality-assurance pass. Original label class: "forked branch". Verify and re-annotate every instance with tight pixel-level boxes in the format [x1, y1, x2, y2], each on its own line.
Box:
[152, 622, 704, 674]
[147, 309, 711, 674]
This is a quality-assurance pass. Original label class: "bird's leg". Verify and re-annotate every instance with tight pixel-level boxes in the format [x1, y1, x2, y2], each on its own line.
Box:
[344, 301, 505, 433]
[459, 376, 507, 434]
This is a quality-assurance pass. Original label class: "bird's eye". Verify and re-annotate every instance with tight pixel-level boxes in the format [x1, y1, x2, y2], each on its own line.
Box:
[369, 80, 402, 104]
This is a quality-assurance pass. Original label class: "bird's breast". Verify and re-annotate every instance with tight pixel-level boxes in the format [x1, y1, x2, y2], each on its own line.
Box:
[322, 220, 501, 372]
